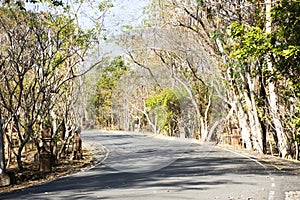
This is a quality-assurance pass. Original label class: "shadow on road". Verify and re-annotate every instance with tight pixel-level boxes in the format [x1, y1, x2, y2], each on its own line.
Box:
[0, 145, 269, 199]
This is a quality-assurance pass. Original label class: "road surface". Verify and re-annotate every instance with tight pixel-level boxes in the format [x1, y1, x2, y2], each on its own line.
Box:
[0, 130, 299, 199]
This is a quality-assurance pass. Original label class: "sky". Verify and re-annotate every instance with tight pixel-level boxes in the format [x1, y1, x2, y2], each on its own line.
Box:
[98, 0, 151, 56]
[22, 0, 150, 32]
[22, 0, 150, 57]
[105, 0, 150, 31]
[77, 0, 150, 33]
[77, 0, 151, 56]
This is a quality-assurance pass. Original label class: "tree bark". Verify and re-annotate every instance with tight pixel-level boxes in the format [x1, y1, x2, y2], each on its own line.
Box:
[265, 0, 288, 158]
[236, 100, 252, 150]
[244, 72, 264, 153]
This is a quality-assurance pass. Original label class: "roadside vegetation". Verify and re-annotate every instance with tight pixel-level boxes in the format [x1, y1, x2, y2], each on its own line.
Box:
[0, 0, 299, 191]
[0, 0, 110, 185]
[84, 0, 300, 160]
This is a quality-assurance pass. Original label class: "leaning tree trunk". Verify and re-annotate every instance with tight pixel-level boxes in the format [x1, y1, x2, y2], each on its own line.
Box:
[235, 100, 252, 150]
[172, 74, 203, 140]
[244, 72, 264, 153]
[228, 69, 252, 150]
[265, 0, 288, 158]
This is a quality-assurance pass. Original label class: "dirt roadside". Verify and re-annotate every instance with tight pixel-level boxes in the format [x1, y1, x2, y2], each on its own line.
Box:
[154, 133, 300, 173]
[0, 136, 298, 194]
[0, 142, 106, 194]
[218, 144, 300, 174]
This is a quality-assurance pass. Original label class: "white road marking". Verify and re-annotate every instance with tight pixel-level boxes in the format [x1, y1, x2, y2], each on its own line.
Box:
[269, 191, 275, 200]
[88, 144, 110, 170]
[218, 146, 277, 200]
[217, 146, 267, 169]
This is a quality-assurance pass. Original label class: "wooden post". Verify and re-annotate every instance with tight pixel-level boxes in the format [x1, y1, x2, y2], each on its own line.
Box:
[74, 129, 82, 160]
[39, 126, 52, 172]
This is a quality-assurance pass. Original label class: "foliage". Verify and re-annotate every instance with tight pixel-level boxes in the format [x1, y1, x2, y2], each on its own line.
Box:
[93, 56, 129, 127]
[0, 4, 97, 170]
[228, 22, 270, 61]
[145, 89, 181, 135]
[226, 0, 300, 156]
[270, 0, 300, 97]
[98, 0, 114, 12]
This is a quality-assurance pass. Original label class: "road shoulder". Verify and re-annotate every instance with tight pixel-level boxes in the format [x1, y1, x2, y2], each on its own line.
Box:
[0, 140, 106, 194]
[218, 144, 300, 174]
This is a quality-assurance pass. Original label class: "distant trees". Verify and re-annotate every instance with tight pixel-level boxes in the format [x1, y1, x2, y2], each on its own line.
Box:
[145, 89, 182, 136]
[117, 0, 226, 140]
[92, 57, 129, 129]
[113, 65, 162, 133]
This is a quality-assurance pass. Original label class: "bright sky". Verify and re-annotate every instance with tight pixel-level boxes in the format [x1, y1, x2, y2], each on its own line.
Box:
[97, 0, 151, 56]
[23, 0, 150, 56]
[23, 0, 150, 33]
[106, 0, 150, 30]
[77, 0, 150, 34]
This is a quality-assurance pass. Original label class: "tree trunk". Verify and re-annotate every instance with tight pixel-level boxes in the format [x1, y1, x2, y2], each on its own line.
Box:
[268, 84, 288, 158]
[244, 72, 264, 153]
[265, 0, 288, 158]
[16, 141, 26, 172]
[236, 100, 252, 150]
[124, 98, 130, 131]
[172, 74, 202, 140]
[203, 89, 213, 141]
[17, 126, 32, 171]
[228, 69, 252, 150]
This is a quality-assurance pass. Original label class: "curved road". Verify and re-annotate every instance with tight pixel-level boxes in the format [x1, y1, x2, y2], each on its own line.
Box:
[0, 130, 299, 199]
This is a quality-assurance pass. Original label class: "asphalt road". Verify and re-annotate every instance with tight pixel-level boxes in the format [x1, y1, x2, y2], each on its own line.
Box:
[0, 130, 299, 200]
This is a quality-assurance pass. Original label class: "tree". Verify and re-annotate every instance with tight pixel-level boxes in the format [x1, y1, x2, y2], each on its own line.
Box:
[268, 0, 300, 159]
[227, 0, 300, 158]
[92, 56, 129, 129]
[0, 3, 103, 170]
[114, 65, 162, 133]
[140, 0, 275, 152]
[119, 0, 235, 142]
[145, 89, 182, 136]
[118, 0, 300, 159]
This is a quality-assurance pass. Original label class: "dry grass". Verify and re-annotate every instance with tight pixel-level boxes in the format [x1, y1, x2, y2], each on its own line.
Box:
[0, 146, 96, 194]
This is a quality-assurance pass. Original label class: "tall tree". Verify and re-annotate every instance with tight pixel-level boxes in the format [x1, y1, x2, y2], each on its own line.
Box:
[265, 0, 287, 157]
[118, 0, 299, 158]
[0, 3, 103, 170]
